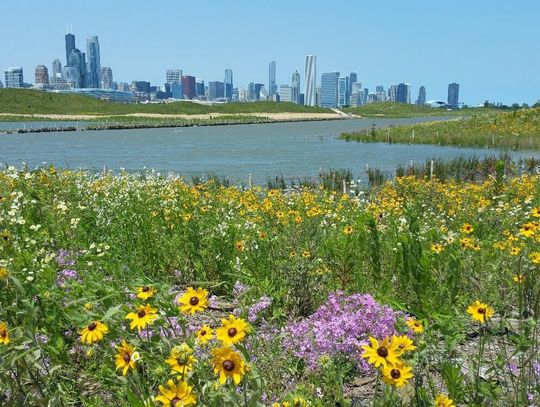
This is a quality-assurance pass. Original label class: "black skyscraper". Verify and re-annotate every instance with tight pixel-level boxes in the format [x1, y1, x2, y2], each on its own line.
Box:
[65, 33, 75, 67]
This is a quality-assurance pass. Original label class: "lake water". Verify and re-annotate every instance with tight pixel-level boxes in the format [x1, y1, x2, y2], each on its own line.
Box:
[0, 118, 536, 184]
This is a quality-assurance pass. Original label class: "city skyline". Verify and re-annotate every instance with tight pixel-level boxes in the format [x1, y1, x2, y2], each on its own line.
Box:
[0, 0, 539, 105]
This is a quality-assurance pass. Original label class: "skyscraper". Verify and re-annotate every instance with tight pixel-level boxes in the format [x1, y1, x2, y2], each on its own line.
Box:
[349, 72, 357, 95]
[181, 75, 196, 99]
[34, 65, 49, 86]
[86, 36, 101, 88]
[68, 49, 86, 88]
[416, 86, 426, 105]
[254, 83, 265, 100]
[320, 72, 339, 108]
[224, 69, 233, 99]
[52, 59, 62, 82]
[268, 61, 277, 96]
[448, 83, 459, 109]
[100, 67, 113, 89]
[65, 32, 75, 66]
[304, 55, 316, 106]
[166, 69, 182, 84]
[291, 70, 301, 104]
[279, 85, 292, 102]
[208, 81, 225, 100]
[396, 83, 411, 104]
[388, 85, 397, 102]
[338, 76, 349, 107]
[0, 80, 3, 88]
[4, 67, 24, 88]
[247, 82, 255, 101]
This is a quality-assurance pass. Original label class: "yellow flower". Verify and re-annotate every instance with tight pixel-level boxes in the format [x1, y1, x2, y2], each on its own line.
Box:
[513, 274, 525, 284]
[0, 321, 10, 345]
[125, 304, 158, 331]
[529, 252, 540, 264]
[155, 379, 197, 406]
[343, 225, 353, 235]
[115, 340, 140, 376]
[291, 397, 308, 407]
[531, 207, 540, 218]
[431, 243, 443, 253]
[235, 240, 245, 251]
[211, 346, 246, 385]
[137, 286, 156, 300]
[1, 230, 10, 243]
[381, 361, 413, 387]
[177, 287, 209, 314]
[196, 325, 213, 345]
[0, 267, 9, 279]
[391, 335, 416, 355]
[466, 300, 494, 324]
[79, 321, 108, 344]
[406, 318, 424, 334]
[301, 250, 311, 258]
[361, 336, 401, 368]
[84, 302, 93, 311]
[165, 343, 197, 375]
[509, 247, 521, 256]
[519, 222, 536, 238]
[182, 213, 192, 222]
[434, 394, 455, 407]
[461, 223, 474, 234]
[295, 216, 303, 224]
[216, 315, 250, 346]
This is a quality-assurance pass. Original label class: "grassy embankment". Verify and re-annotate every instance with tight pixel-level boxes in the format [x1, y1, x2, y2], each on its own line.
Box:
[341, 107, 540, 150]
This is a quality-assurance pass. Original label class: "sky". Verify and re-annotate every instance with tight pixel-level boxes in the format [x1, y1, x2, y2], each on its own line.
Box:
[1, 0, 539, 105]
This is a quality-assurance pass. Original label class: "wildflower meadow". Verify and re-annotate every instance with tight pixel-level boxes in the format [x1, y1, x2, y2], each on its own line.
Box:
[1, 165, 540, 406]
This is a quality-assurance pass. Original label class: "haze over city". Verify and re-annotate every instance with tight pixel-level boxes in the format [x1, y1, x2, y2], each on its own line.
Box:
[1, 0, 539, 105]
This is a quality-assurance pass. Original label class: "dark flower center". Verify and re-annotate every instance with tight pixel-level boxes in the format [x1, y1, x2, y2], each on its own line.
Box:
[223, 359, 235, 371]
[228, 327, 237, 337]
[123, 352, 131, 363]
[0, 330, 6, 338]
[137, 310, 146, 318]
[189, 296, 199, 306]
[2, 234, 8, 241]
[142, 286, 150, 292]
[200, 330, 206, 336]
[376, 346, 388, 357]
[171, 397, 181, 406]
[390, 369, 401, 379]
[88, 322, 97, 331]
[478, 308, 485, 314]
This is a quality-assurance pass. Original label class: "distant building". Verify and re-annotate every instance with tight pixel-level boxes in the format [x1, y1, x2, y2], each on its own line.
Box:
[224, 69, 233, 99]
[388, 85, 397, 102]
[416, 86, 426, 105]
[195, 79, 205, 98]
[350, 82, 363, 107]
[171, 83, 184, 99]
[52, 88, 134, 103]
[247, 82, 255, 101]
[65, 33, 75, 66]
[4, 67, 24, 88]
[100, 67, 113, 89]
[396, 83, 411, 104]
[304, 55, 316, 106]
[338, 76, 349, 107]
[117, 82, 130, 92]
[279, 85, 292, 102]
[349, 72, 357, 95]
[320, 72, 339, 108]
[448, 83, 459, 109]
[52, 59, 62, 83]
[68, 48, 87, 88]
[166, 69, 182, 84]
[34, 65, 49, 86]
[86, 36, 101, 88]
[181, 75, 196, 99]
[208, 81, 225, 100]
[0, 80, 3, 88]
[291, 70, 301, 104]
[268, 61, 277, 96]
[254, 83, 265, 100]
[131, 81, 151, 93]
[363, 88, 369, 104]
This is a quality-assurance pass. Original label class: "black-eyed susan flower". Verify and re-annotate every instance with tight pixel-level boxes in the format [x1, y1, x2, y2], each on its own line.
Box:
[216, 315, 249, 346]
[461, 223, 474, 234]
[406, 318, 424, 334]
[155, 379, 197, 406]
[519, 223, 536, 238]
[1, 230, 10, 243]
[211, 346, 246, 385]
[291, 397, 308, 407]
[343, 225, 353, 235]
[301, 250, 311, 258]
[466, 300, 494, 323]
[125, 304, 158, 331]
[513, 274, 525, 284]
[529, 252, 540, 264]
[177, 287, 209, 314]
[137, 286, 156, 300]
[361, 336, 400, 368]
[431, 243, 444, 253]
[381, 361, 413, 387]
[531, 207, 540, 218]
[196, 325, 213, 345]
[434, 394, 455, 407]
[165, 343, 197, 375]
[235, 240, 245, 251]
[510, 247, 521, 256]
[0, 321, 10, 345]
[79, 321, 108, 344]
[115, 340, 140, 376]
[0, 267, 9, 279]
[391, 335, 416, 355]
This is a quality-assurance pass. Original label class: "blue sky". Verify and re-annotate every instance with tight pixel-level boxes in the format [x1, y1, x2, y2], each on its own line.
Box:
[1, 0, 539, 105]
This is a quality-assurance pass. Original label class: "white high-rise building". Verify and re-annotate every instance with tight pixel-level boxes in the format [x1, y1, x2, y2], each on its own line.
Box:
[279, 85, 292, 102]
[304, 55, 316, 106]
[291, 70, 301, 104]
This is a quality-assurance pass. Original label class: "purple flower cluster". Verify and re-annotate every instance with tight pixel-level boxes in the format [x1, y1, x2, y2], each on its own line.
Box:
[248, 296, 272, 323]
[56, 249, 76, 267]
[283, 291, 399, 371]
[56, 249, 81, 287]
[56, 269, 81, 287]
[233, 281, 249, 296]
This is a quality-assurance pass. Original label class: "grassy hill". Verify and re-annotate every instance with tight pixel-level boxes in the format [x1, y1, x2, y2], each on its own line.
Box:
[341, 107, 540, 150]
[344, 101, 505, 118]
[0, 88, 331, 116]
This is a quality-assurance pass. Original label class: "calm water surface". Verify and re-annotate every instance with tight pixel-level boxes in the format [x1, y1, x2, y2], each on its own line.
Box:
[0, 118, 535, 183]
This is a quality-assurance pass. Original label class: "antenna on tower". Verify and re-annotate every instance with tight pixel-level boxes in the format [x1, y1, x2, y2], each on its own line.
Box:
[66, 23, 69, 34]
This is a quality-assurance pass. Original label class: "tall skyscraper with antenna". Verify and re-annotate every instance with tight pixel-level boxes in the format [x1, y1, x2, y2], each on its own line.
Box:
[65, 31, 75, 67]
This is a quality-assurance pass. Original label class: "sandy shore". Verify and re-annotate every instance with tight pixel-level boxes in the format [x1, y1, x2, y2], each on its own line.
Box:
[0, 112, 346, 121]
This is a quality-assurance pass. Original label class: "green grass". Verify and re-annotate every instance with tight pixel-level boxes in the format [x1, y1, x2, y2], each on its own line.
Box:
[0, 88, 331, 116]
[341, 107, 540, 150]
[344, 101, 506, 118]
